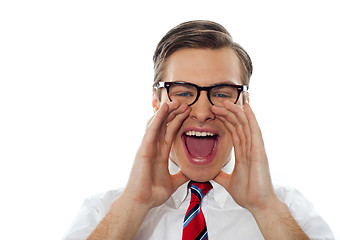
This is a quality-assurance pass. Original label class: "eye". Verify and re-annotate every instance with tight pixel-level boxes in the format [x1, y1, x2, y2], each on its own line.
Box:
[169, 83, 197, 99]
[210, 85, 237, 100]
[212, 92, 233, 98]
[173, 91, 194, 97]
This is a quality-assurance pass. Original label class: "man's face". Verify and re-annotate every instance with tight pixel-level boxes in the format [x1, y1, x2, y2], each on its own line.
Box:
[154, 48, 244, 182]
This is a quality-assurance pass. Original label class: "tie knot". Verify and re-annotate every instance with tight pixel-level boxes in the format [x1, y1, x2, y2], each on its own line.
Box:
[189, 181, 212, 203]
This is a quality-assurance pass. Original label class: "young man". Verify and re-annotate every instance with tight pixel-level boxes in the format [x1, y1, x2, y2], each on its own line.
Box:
[63, 20, 334, 239]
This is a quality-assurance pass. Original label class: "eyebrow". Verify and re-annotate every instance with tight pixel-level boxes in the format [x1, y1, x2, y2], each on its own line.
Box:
[211, 80, 239, 85]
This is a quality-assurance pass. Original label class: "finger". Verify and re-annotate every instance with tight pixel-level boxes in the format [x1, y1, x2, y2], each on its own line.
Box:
[157, 102, 188, 141]
[143, 103, 171, 144]
[214, 102, 252, 154]
[222, 101, 252, 149]
[213, 106, 246, 148]
[222, 101, 249, 125]
[241, 103, 265, 155]
[166, 100, 182, 114]
[147, 100, 181, 135]
[215, 115, 248, 168]
[212, 105, 241, 127]
[243, 103, 263, 142]
[216, 115, 241, 148]
[164, 106, 191, 145]
[214, 110, 248, 167]
[163, 102, 189, 127]
[146, 114, 156, 129]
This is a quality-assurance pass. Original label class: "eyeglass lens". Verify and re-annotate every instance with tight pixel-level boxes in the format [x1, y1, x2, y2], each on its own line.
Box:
[168, 83, 239, 106]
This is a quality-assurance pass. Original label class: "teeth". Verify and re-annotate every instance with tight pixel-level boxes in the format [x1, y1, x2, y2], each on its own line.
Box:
[185, 131, 215, 137]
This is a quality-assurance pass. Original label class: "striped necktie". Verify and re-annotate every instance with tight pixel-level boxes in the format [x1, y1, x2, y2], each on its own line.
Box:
[182, 181, 212, 240]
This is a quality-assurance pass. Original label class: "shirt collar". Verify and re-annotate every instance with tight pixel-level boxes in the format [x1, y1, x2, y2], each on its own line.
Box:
[169, 159, 234, 209]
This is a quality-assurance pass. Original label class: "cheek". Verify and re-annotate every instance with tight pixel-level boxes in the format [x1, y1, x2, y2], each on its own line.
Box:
[169, 134, 183, 163]
[215, 131, 234, 164]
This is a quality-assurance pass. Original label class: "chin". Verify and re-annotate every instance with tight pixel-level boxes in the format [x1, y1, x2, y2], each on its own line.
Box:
[177, 161, 222, 182]
[186, 173, 216, 182]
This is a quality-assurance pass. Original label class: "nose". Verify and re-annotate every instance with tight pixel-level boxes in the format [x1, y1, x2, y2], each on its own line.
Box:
[189, 91, 215, 123]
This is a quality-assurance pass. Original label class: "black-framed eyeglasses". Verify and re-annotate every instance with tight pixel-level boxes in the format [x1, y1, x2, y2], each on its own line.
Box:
[154, 81, 248, 106]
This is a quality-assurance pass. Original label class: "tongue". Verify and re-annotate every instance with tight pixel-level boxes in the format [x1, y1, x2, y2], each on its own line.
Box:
[185, 136, 215, 158]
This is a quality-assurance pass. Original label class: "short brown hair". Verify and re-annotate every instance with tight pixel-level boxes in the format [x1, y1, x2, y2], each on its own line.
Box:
[153, 20, 253, 99]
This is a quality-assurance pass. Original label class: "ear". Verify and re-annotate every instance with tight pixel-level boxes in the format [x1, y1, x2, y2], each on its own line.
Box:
[152, 89, 161, 113]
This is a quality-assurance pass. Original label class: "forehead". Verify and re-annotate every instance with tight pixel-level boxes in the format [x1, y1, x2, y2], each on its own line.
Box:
[163, 48, 242, 86]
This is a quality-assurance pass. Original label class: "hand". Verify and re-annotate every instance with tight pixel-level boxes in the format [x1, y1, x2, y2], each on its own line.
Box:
[212, 101, 277, 212]
[123, 100, 190, 209]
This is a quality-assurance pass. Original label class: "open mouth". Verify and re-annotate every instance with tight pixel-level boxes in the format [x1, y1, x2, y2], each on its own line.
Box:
[181, 129, 220, 164]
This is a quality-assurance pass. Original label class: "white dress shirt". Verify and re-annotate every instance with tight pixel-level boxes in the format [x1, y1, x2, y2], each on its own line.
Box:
[63, 161, 334, 240]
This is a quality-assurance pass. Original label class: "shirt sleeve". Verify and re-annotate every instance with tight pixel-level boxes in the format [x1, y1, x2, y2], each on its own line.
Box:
[276, 186, 335, 240]
[62, 189, 122, 240]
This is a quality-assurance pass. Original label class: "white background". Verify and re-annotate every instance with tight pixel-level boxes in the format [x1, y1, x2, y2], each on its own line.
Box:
[0, 0, 339, 239]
